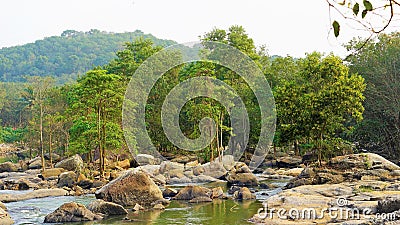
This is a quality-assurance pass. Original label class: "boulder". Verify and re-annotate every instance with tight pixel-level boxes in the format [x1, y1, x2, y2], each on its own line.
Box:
[220, 155, 235, 170]
[44, 202, 102, 223]
[28, 157, 42, 169]
[276, 156, 302, 168]
[160, 161, 184, 174]
[378, 197, 400, 213]
[162, 187, 178, 198]
[77, 179, 93, 189]
[136, 154, 156, 166]
[116, 159, 130, 169]
[40, 168, 65, 179]
[86, 199, 128, 216]
[202, 161, 227, 179]
[0, 188, 68, 203]
[171, 155, 191, 164]
[211, 187, 224, 199]
[44, 153, 61, 162]
[0, 162, 19, 173]
[226, 173, 258, 186]
[233, 187, 255, 200]
[57, 171, 76, 188]
[55, 154, 84, 172]
[95, 170, 163, 207]
[173, 185, 211, 200]
[232, 162, 252, 173]
[0, 207, 13, 225]
[139, 165, 160, 177]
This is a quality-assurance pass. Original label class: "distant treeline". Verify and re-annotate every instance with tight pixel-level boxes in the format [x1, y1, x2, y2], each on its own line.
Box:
[0, 29, 176, 83]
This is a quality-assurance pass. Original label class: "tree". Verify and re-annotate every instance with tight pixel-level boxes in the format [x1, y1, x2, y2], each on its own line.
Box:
[24, 76, 54, 171]
[346, 32, 400, 158]
[69, 69, 124, 176]
[274, 53, 365, 162]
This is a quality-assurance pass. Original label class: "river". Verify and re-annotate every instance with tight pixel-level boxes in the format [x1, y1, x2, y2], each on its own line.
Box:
[3, 180, 286, 225]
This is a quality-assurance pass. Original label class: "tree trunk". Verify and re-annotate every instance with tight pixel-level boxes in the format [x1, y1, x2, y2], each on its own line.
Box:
[40, 104, 45, 172]
[49, 132, 53, 168]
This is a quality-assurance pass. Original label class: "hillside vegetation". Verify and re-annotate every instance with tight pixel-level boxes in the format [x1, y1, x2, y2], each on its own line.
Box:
[0, 29, 176, 83]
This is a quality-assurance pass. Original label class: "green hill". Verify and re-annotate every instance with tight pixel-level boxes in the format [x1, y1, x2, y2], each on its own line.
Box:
[0, 29, 176, 83]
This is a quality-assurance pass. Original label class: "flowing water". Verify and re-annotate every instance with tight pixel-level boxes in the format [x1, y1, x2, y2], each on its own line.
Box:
[3, 180, 286, 225]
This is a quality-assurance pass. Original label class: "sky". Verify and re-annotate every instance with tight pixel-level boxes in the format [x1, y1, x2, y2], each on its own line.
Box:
[0, 0, 395, 58]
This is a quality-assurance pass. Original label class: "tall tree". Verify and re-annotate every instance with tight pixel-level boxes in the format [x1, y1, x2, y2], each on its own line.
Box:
[346, 32, 400, 158]
[24, 76, 54, 171]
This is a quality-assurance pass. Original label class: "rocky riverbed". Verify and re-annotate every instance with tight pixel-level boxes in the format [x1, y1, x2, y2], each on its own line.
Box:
[2, 152, 400, 224]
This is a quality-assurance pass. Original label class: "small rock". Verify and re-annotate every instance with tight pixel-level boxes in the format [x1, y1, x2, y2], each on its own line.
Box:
[211, 187, 224, 199]
[173, 185, 211, 200]
[152, 203, 165, 210]
[226, 172, 258, 186]
[233, 187, 255, 200]
[86, 199, 128, 216]
[132, 203, 144, 211]
[162, 187, 178, 198]
[44, 202, 102, 223]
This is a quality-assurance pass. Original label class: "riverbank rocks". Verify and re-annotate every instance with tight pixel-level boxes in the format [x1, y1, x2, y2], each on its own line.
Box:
[55, 154, 84, 172]
[162, 187, 178, 198]
[44, 202, 102, 223]
[0, 162, 19, 173]
[86, 199, 128, 216]
[286, 153, 400, 189]
[95, 170, 163, 207]
[116, 159, 130, 169]
[173, 185, 212, 200]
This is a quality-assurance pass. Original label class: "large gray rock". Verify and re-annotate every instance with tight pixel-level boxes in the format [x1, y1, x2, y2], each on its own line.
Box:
[57, 171, 76, 188]
[226, 172, 258, 186]
[220, 155, 235, 170]
[233, 187, 255, 200]
[86, 199, 128, 216]
[28, 157, 42, 169]
[55, 154, 84, 172]
[136, 154, 156, 166]
[0, 162, 19, 173]
[202, 161, 227, 179]
[0, 188, 68, 203]
[44, 202, 102, 223]
[160, 161, 184, 174]
[95, 170, 163, 207]
[173, 185, 211, 200]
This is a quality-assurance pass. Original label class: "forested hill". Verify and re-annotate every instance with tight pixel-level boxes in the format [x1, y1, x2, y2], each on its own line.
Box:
[0, 29, 176, 83]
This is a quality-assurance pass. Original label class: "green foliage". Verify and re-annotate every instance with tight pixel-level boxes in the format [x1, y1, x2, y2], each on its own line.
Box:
[346, 32, 400, 157]
[0, 127, 27, 143]
[333, 21, 340, 37]
[0, 30, 175, 83]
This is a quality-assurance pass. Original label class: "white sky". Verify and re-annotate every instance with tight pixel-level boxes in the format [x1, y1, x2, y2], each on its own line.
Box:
[0, 0, 396, 57]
